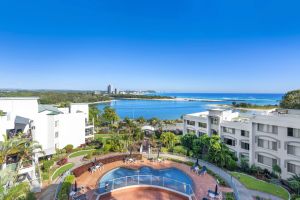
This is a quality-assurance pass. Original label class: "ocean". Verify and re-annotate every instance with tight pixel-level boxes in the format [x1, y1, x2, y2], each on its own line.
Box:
[97, 93, 283, 120]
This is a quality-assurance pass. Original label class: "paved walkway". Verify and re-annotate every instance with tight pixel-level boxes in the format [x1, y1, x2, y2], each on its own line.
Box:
[160, 153, 286, 200]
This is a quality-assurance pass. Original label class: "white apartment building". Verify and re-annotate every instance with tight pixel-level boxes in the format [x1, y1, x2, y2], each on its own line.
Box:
[0, 97, 95, 191]
[183, 108, 300, 179]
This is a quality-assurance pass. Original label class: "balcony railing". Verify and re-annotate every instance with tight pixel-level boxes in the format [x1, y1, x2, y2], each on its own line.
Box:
[98, 175, 196, 199]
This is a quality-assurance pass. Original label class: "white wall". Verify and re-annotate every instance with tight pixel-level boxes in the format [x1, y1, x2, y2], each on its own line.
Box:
[0, 98, 39, 120]
[70, 103, 89, 122]
[57, 113, 86, 149]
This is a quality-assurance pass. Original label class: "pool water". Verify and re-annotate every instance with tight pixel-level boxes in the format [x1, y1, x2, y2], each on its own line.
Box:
[98, 166, 194, 194]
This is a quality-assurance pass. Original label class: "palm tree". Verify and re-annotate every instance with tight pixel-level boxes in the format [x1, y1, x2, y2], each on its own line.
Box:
[160, 132, 178, 150]
[288, 174, 300, 195]
[136, 117, 146, 126]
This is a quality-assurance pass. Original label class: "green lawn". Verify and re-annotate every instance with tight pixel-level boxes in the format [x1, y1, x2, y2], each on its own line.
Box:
[95, 133, 113, 139]
[231, 172, 289, 200]
[69, 149, 94, 158]
[51, 163, 74, 180]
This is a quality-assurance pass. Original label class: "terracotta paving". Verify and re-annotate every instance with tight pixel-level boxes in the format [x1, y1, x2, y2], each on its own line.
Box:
[75, 158, 232, 200]
[100, 186, 189, 200]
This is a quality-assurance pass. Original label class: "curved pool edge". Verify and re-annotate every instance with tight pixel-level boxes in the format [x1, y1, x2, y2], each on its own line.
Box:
[96, 165, 196, 191]
[96, 185, 194, 200]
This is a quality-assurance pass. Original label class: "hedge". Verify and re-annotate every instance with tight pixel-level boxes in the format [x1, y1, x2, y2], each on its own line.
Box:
[58, 175, 75, 200]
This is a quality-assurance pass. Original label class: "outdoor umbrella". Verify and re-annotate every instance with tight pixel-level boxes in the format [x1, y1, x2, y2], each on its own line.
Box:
[75, 181, 78, 192]
[215, 184, 218, 195]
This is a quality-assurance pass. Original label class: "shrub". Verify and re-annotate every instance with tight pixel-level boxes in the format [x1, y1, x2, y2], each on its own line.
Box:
[92, 149, 103, 156]
[160, 147, 168, 153]
[240, 158, 250, 173]
[226, 158, 237, 171]
[225, 192, 235, 200]
[64, 144, 74, 153]
[57, 158, 68, 166]
[42, 160, 54, 172]
[42, 172, 49, 181]
[103, 144, 112, 153]
[173, 145, 187, 155]
[84, 152, 92, 159]
[4, 182, 31, 200]
[58, 175, 75, 200]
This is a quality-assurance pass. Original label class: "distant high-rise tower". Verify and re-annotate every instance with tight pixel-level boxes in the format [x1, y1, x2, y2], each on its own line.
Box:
[114, 88, 118, 94]
[107, 84, 113, 94]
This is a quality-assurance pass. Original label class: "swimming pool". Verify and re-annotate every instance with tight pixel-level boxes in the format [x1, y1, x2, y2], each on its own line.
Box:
[98, 166, 194, 195]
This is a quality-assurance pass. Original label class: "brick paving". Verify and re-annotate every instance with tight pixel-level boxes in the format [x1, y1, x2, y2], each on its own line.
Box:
[75, 158, 232, 200]
[100, 186, 189, 200]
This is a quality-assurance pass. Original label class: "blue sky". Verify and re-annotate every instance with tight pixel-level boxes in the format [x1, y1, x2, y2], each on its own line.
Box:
[0, 0, 300, 93]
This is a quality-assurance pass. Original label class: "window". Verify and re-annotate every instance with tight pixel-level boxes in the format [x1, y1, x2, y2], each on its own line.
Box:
[257, 154, 277, 166]
[241, 142, 250, 150]
[211, 117, 219, 125]
[241, 130, 249, 137]
[55, 132, 59, 138]
[198, 131, 206, 137]
[257, 139, 277, 151]
[288, 128, 300, 138]
[198, 122, 207, 128]
[272, 126, 278, 134]
[222, 127, 235, 134]
[187, 120, 195, 126]
[224, 138, 235, 146]
[211, 129, 218, 135]
[240, 153, 249, 160]
[257, 123, 278, 134]
[257, 123, 264, 132]
[187, 129, 196, 134]
[287, 163, 300, 174]
[55, 120, 59, 127]
[287, 145, 300, 157]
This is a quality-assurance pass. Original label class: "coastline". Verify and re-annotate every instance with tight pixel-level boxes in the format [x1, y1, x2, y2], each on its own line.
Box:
[115, 97, 232, 102]
[88, 100, 114, 105]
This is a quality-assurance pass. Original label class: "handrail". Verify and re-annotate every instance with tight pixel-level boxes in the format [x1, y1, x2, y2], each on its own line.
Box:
[98, 175, 196, 199]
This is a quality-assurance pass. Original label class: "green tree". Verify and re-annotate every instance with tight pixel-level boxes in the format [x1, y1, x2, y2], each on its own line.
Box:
[89, 104, 101, 127]
[181, 133, 197, 156]
[101, 106, 120, 125]
[272, 164, 282, 178]
[192, 134, 210, 159]
[160, 132, 178, 150]
[3, 182, 33, 200]
[280, 89, 300, 109]
[148, 117, 160, 127]
[136, 116, 146, 125]
[108, 134, 124, 152]
[288, 174, 300, 195]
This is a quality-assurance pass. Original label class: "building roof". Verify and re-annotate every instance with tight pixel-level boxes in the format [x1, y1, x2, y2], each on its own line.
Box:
[38, 104, 63, 115]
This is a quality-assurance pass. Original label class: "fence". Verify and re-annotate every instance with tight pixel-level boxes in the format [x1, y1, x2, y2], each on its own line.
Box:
[98, 175, 196, 200]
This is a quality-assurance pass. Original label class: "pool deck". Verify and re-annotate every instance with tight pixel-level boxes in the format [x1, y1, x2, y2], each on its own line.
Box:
[75, 158, 232, 200]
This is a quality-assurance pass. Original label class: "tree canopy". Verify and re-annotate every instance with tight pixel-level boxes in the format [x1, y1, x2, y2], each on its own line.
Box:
[280, 89, 300, 109]
[101, 106, 120, 125]
[181, 133, 197, 156]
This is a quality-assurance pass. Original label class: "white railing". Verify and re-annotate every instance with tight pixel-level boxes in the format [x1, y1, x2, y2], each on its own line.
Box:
[98, 175, 196, 199]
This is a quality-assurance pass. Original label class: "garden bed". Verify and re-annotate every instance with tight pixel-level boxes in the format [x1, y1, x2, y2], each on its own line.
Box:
[51, 163, 75, 181]
[68, 149, 95, 158]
